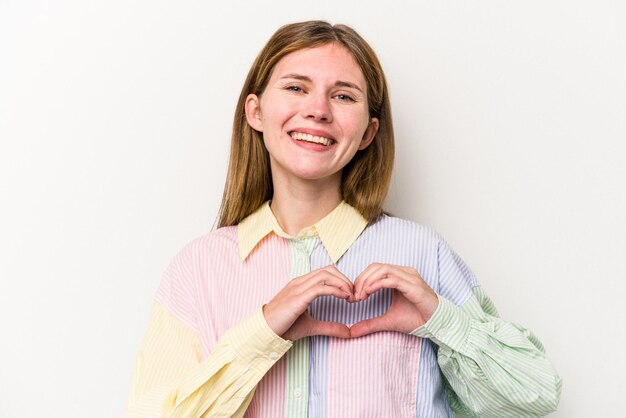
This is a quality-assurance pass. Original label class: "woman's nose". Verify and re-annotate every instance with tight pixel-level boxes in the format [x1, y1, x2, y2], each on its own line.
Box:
[302, 93, 332, 122]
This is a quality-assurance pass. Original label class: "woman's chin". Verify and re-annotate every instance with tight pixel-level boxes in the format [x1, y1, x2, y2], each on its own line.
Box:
[282, 169, 342, 184]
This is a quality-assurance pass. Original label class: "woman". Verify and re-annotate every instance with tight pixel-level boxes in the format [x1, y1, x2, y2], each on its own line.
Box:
[127, 21, 561, 417]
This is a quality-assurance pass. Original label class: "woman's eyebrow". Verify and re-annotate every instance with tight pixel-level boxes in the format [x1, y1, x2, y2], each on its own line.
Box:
[335, 81, 363, 93]
[279, 73, 364, 93]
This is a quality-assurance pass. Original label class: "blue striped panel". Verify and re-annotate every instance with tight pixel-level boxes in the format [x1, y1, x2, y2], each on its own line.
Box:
[306, 215, 479, 417]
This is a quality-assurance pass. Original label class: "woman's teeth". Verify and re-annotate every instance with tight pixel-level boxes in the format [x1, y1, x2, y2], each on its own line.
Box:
[291, 132, 333, 146]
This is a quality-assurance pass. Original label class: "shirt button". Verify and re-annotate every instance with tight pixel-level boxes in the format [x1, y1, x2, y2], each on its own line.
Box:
[293, 388, 302, 398]
[438, 328, 447, 338]
[269, 352, 279, 360]
[306, 230, 316, 236]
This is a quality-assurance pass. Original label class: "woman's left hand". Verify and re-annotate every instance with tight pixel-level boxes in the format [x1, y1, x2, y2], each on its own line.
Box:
[349, 263, 439, 338]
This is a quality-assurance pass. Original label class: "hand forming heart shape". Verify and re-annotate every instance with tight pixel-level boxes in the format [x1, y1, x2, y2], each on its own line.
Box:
[263, 263, 439, 341]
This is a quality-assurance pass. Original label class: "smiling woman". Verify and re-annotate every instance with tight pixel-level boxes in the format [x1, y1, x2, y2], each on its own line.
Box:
[126, 21, 562, 418]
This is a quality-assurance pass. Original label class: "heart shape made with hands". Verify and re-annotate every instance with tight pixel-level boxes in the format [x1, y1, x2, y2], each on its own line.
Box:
[265, 263, 438, 341]
[309, 287, 427, 339]
[307, 263, 439, 339]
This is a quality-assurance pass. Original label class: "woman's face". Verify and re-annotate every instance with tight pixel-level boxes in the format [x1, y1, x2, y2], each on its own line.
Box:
[245, 42, 379, 189]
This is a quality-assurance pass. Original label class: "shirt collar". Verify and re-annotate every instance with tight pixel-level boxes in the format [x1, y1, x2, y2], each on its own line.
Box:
[237, 200, 368, 263]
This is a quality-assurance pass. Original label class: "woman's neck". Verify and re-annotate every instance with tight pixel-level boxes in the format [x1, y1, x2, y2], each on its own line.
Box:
[270, 181, 342, 236]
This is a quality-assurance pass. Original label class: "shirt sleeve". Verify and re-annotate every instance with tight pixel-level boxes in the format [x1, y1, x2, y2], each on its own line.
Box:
[411, 238, 562, 418]
[127, 303, 292, 418]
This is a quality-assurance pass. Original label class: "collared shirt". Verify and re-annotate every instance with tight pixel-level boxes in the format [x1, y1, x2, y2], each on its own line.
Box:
[127, 201, 561, 418]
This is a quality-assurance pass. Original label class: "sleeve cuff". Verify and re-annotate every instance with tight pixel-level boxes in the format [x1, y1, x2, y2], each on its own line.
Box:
[410, 294, 473, 352]
[225, 308, 293, 376]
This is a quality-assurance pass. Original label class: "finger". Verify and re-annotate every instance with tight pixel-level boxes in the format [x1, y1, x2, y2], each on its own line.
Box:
[363, 275, 408, 296]
[353, 263, 383, 290]
[349, 314, 394, 338]
[302, 281, 353, 302]
[320, 266, 360, 302]
[353, 263, 387, 300]
[362, 275, 438, 323]
[303, 270, 353, 296]
[318, 266, 354, 290]
[267, 282, 352, 338]
[361, 264, 425, 296]
[323, 268, 354, 293]
[272, 273, 353, 320]
[294, 267, 344, 287]
[355, 263, 412, 300]
[364, 269, 433, 302]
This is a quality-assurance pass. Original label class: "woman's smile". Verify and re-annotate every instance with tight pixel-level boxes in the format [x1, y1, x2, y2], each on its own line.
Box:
[290, 131, 336, 147]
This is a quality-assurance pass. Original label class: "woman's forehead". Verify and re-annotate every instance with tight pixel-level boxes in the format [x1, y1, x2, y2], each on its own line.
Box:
[270, 43, 366, 88]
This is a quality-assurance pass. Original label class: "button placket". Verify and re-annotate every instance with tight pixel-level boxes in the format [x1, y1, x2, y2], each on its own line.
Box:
[284, 237, 317, 417]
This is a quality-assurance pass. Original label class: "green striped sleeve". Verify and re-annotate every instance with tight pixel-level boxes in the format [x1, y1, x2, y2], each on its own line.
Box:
[412, 287, 562, 417]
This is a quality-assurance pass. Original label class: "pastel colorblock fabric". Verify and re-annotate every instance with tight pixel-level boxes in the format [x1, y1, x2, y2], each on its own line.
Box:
[127, 201, 561, 418]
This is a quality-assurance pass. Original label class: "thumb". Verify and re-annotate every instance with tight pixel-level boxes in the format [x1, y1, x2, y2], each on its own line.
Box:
[349, 314, 393, 338]
[307, 318, 351, 339]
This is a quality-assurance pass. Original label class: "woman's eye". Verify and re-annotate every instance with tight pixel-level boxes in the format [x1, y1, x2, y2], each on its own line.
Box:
[286, 85, 304, 93]
[335, 94, 355, 102]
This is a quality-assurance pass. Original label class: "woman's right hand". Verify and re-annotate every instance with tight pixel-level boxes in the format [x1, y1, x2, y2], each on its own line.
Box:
[263, 266, 354, 341]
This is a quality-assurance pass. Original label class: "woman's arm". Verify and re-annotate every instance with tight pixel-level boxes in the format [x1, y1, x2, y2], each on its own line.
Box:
[127, 303, 291, 418]
[127, 240, 293, 418]
[411, 287, 562, 418]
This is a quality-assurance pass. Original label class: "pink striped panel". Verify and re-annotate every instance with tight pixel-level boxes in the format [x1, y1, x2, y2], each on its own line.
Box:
[327, 331, 421, 418]
[158, 227, 292, 418]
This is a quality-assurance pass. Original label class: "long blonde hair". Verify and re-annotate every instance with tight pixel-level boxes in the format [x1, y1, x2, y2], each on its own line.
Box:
[217, 21, 394, 227]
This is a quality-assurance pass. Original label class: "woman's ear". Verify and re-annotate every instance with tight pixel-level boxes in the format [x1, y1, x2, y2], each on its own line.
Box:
[358, 117, 379, 150]
[245, 94, 263, 132]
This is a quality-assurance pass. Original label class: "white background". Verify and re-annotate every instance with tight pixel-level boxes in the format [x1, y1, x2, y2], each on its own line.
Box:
[1, 1, 625, 417]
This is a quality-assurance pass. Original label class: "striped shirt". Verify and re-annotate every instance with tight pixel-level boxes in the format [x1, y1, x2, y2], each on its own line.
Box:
[127, 201, 561, 417]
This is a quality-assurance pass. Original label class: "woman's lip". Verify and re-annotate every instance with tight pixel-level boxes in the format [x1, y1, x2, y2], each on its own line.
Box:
[288, 128, 335, 141]
[291, 136, 335, 151]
